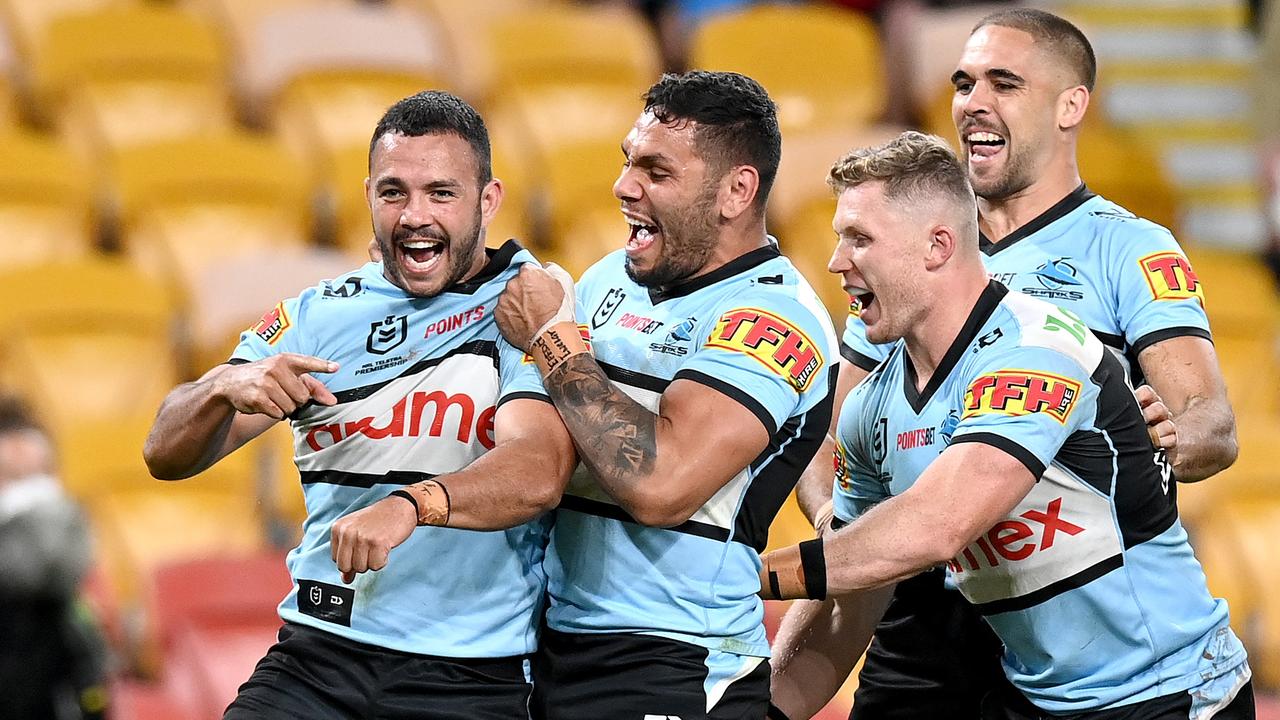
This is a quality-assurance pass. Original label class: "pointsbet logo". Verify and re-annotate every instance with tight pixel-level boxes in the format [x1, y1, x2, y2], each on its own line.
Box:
[1139, 251, 1204, 304]
[962, 370, 1081, 424]
[707, 308, 822, 392]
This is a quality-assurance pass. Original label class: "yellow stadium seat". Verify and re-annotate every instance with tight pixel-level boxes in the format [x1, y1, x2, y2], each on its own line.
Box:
[231, 3, 454, 203]
[771, 124, 909, 229]
[112, 131, 312, 295]
[183, 246, 354, 374]
[1215, 335, 1280, 418]
[0, 0, 119, 69]
[27, 6, 234, 150]
[485, 4, 659, 97]
[1187, 247, 1280, 338]
[90, 487, 266, 622]
[0, 259, 180, 435]
[776, 198, 851, 324]
[1076, 119, 1179, 233]
[691, 4, 884, 134]
[410, 0, 547, 101]
[0, 130, 94, 267]
[1195, 492, 1280, 687]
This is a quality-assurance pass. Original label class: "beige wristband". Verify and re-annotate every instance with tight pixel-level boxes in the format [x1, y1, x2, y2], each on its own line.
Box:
[530, 322, 590, 376]
[394, 480, 451, 526]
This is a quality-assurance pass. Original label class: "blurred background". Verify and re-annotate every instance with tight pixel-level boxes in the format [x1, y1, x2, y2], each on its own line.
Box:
[0, 0, 1276, 718]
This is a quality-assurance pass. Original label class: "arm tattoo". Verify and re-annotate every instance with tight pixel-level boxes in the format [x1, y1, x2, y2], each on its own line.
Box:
[544, 353, 657, 484]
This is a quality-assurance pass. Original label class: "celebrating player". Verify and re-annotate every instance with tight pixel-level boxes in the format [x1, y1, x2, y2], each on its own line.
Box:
[765, 131, 1253, 720]
[496, 70, 837, 719]
[144, 91, 575, 719]
[786, 9, 1238, 718]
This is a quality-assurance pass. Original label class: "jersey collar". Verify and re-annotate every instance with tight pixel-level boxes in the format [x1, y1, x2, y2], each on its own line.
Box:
[979, 184, 1096, 256]
[444, 239, 524, 295]
[646, 243, 781, 305]
[902, 279, 1008, 413]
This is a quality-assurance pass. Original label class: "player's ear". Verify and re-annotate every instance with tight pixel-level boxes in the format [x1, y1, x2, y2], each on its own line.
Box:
[719, 164, 760, 221]
[479, 178, 504, 227]
[1058, 85, 1089, 131]
[924, 224, 958, 270]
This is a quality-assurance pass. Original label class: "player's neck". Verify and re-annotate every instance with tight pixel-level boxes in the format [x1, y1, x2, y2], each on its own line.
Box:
[977, 169, 1082, 244]
[679, 224, 771, 283]
[903, 269, 989, 390]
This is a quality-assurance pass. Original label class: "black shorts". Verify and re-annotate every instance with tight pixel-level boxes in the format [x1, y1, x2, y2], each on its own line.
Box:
[531, 627, 770, 720]
[222, 622, 534, 720]
[851, 568, 1013, 720]
[980, 678, 1256, 720]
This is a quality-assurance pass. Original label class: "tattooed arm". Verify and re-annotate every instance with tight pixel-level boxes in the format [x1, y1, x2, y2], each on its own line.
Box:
[541, 353, 770, 526]
[496, 265, 773, 526]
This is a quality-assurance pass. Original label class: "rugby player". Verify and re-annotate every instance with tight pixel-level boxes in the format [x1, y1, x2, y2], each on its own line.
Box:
[144, 91, 575, 719]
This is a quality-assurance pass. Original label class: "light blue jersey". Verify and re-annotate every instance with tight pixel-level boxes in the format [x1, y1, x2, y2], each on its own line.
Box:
[841, 186, 1211, 385]
[230, 240, 553, 658]
[547, 245, 838, 657]
[832, 282, 1247, 714]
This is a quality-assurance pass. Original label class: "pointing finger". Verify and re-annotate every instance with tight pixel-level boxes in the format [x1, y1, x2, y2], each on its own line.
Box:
[280, 353, 339, 376]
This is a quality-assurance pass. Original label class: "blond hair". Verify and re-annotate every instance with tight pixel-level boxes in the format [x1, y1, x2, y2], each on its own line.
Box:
[828, 131, 973, 206]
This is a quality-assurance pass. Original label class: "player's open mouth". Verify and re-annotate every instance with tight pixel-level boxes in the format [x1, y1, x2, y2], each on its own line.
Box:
[399, 238, 444, 274]
[966, 131, 1006, 162]
[625, 216, 660, 255]
[849, 287, 876, 318]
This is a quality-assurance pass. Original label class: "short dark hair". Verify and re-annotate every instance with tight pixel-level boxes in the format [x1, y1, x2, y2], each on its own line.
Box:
[0, 393, 43, 436]
[642, 70, 781, 209]
[973, 9, 1097, 91]
[368, 90, 492, 185]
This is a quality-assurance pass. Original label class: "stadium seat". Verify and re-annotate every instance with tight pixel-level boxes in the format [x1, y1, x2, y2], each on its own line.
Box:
[771, 124, 909, 229]
[1188, 247, 1280, 338]
[408, 0, 550, 101]
[775, 198, 851, 323]
[164, 619, 280, 720]
[0, 130, 95, 267]
[690, 4, 885, 134]
[485, 4, 658, 97]
[147, 552, 289, 655]
[235, 3, 453, 216]
[0, 259, 179, 435]
[28, 6, 233, 156]
[112, 132, 312, 355]
[182, 245, 354, 374]
[90, 488, 267, 620]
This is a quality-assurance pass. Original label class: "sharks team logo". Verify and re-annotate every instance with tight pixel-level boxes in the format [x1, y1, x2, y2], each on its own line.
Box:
[1033, 258, 1082, 291]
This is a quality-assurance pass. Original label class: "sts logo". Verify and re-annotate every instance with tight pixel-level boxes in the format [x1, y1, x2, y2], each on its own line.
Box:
[649, 317, 696, 356]
[1022, 258, 1084, 301]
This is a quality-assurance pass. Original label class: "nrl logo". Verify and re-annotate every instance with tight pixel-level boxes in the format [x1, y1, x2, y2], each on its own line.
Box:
[367, 315, 408, 355]
[592, 288, 625, 329]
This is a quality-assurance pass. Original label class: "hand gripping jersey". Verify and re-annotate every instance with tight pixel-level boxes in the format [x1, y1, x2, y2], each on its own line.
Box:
[547, 245, 837, 657]
[841, 186, 1211, 385]
[231, 241, 552, 658]
[832, 282, 1247, 714]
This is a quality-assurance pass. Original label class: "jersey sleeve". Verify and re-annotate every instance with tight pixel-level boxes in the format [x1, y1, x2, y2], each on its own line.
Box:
[831, 384, 889, 526]
[229, 293, 311, 364]
[841, 312, 893, 371]
[948, 346, 1096, 480]
[1104, 220, 1211, 355]
[675, 295, 836, 434]
[497, 335, 553, 406]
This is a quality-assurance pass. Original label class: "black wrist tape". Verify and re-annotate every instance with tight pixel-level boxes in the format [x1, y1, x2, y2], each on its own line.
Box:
[799, 538, 828, 600]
